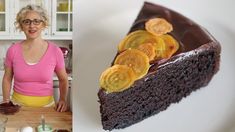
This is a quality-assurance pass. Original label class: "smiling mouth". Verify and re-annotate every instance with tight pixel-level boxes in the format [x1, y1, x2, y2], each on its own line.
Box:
[28, 30, 37, 34]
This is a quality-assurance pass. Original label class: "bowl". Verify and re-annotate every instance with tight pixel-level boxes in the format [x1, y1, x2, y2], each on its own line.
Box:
[37, 124, 53, 132]
[19, 126, 33, 132]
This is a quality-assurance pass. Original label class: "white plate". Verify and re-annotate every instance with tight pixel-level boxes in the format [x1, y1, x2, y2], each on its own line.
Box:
[73, 0, 235, 131]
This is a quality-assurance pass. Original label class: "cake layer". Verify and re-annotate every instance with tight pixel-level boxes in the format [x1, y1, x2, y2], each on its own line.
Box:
[98, 2, 221, 130]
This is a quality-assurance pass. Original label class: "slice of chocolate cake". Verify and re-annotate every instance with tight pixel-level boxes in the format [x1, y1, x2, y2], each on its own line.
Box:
[98, 2, 221, 130]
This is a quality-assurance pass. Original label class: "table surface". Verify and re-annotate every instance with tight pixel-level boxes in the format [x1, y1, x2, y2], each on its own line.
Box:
[2, 106, 72, 132]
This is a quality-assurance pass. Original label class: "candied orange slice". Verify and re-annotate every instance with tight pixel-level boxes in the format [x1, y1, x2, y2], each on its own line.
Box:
[137, 43, 156, 61]
[118, 30, 158, 52]
[153, 37, 166, 59]
[145, 18, 173, 36]
[161, 34, 179, 59]
[114, 49, 150, 79]
[100, 65, 136, 93]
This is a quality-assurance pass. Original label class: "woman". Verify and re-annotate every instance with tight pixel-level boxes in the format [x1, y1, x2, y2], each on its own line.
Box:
[2, 5, 68, 112]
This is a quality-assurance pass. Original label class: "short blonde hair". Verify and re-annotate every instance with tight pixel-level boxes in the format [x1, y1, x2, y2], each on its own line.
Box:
[15, 4, 49, 31]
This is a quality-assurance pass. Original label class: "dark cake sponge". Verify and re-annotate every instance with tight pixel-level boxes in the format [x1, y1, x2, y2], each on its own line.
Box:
[98, 2, 221, 130]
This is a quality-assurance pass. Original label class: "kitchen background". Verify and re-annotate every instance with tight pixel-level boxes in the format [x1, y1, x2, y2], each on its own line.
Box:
[0, 0, 73, 110]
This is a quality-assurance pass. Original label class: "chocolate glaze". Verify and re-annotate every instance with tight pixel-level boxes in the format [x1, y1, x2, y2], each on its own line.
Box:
[128, 2, 220, 72]
[130, 2, 215, 54]
[111, 2, 220, 72]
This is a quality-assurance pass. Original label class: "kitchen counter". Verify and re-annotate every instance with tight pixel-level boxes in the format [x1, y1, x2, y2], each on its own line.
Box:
[3, 106, 72, 131]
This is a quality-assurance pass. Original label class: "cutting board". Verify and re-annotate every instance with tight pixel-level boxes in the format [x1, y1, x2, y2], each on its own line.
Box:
[3, 106, 72, 131]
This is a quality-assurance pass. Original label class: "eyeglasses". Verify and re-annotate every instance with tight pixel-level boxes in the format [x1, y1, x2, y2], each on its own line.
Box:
[21, 19, 44, 26]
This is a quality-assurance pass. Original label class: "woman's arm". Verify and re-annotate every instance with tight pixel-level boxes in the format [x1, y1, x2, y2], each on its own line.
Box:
[55, 68, 69, 112]
[2, 66, 13, 103]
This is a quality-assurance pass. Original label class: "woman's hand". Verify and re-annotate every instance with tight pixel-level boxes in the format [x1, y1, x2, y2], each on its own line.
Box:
[55, 99, 68, 112]
[55, 68, 69, 112]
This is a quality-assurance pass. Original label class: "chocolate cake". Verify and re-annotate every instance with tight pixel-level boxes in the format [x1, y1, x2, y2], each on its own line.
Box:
[0, 101, 21, 115]
[98, 2, 221, 130]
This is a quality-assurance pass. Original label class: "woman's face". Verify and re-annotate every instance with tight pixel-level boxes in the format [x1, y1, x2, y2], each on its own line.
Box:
[21, 11, 45, 40]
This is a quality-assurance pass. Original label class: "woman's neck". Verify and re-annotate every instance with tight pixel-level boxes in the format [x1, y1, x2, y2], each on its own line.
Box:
[24, 37, 46, 47]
